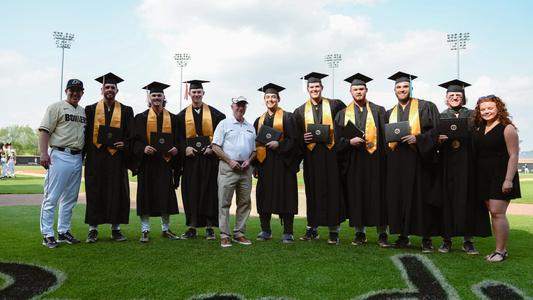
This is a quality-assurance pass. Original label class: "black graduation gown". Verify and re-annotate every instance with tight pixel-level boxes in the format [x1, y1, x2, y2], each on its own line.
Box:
[253, 110, 299, 215]
[293, 98, 346, 227]
[334, 101, 387, 227]
[385, 99, 441, 237]
[84, 102, 134, 225]
[438, 108, 491, 238]
[176, 105, 225, 227]
[133, 109, 180, 217]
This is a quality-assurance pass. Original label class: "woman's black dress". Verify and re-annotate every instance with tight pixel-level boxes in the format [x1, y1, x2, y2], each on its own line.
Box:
[473, 123, 521, 201]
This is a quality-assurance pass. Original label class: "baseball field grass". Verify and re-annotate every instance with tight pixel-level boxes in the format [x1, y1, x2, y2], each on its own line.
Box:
[0, 205, 532, 299]
[3, 166, 532, 204]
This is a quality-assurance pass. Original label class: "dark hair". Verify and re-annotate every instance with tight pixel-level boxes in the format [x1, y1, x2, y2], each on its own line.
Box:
[307, 82, 323, 89]
[473, 95, 515, 127]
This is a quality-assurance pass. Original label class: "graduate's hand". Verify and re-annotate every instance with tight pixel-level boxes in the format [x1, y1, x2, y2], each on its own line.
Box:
[241, 159, 251, 170]
[113, 141, 125, 149]
[253, 167, 259, 178]
[401, 135, 417, 144]
[438, 135, 448, 144]
[303, 132, 314, 143]
[203, 147, 213, 155]
[40, 152, 50, 170]
[266, 141, 279, 149]
[502, 179, 513, 194]
[168, 147, 178, 156]
[144, 145, 157, 155]
[350, 137, 366, 147]
[185, 146, 197, 157]
[229, 160, 241, 171]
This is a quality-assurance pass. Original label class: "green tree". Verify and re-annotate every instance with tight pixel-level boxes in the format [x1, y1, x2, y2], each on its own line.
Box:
[0, 125, 39, 155]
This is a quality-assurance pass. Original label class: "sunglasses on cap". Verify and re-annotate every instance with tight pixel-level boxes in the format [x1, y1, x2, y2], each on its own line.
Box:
[479, 94, 496, 100]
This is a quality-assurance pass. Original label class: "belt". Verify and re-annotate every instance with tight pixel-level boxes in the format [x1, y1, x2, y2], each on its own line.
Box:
[53, 147, 82, 155]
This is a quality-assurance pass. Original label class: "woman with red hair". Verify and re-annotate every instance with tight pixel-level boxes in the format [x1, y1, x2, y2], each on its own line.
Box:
[472, 95, 521, 262]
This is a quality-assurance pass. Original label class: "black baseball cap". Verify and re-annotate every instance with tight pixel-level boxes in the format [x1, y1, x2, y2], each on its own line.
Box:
[66, 79, 84, 90]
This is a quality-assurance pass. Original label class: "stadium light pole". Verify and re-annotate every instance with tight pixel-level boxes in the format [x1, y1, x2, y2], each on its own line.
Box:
[53, 32, 75, 101]
[324, 53, 342, 99]
[447, 32, 469, 79]
[174, 53, 191, 111]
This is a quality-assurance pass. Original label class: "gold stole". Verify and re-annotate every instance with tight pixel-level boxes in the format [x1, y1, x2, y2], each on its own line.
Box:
[345, 101, 377, 154]
[147, 108, 172, 162]
[305, 98, 334, 151]
[388, 98, 421, 150]
[256, 108, 284, 163]
[92, 99, 122, 155]
[185, 103, 214, 141]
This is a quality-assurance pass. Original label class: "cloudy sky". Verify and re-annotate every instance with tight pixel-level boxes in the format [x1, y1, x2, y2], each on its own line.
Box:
[2, 0, 532, 149]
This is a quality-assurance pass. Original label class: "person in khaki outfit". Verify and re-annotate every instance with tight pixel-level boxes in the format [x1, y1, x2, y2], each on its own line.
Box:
[212, 97, 256, 247]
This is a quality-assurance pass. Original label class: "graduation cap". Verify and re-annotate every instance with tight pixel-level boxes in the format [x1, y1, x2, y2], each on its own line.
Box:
[438, 79, 471, 93]
[258, 83, 285, 95]
[95, 72, 124, 85]
[301, 72, 328, 84]
[184, 79, 209, 90]
[439, 79, 471, 104]
[388, 71, 418, 84]
[344, 73, 373, 86]
[142, 81, 170, 94]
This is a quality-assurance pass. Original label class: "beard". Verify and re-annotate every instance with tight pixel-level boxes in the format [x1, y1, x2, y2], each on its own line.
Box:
[104, 93, 115, 101]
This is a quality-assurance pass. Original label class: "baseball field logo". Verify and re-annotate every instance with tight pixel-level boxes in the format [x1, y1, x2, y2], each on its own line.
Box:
[0, 255, 529, 299]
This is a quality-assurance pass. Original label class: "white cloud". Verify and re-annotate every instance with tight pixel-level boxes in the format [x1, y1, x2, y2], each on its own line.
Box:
[1, 0, 532, 150]
[0, 50, 58, 127]
[133, 0, 533, 149]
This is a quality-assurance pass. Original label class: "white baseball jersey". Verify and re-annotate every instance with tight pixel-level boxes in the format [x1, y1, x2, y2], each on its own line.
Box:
[39, 101, 86, 150]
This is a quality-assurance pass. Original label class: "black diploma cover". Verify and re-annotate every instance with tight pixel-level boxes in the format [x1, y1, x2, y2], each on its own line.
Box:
[256, 125, 282, 145]
[385, 121, 410, 143]
[97, 125, 123, 146]
[307, 123, 331, 143]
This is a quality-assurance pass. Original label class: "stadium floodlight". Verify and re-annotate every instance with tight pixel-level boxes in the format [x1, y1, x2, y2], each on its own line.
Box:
[324, 53, 342, 98]
[174, 53, 191, 111]
[53, 32, 75, 101]
[447, 32, 470, 79]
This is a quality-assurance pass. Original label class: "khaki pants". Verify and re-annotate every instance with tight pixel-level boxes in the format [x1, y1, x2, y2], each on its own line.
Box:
[218, 161, 252, 239]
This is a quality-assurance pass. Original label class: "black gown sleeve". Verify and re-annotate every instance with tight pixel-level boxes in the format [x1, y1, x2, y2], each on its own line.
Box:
[123, 106, 135, 172]
[132, 112, 148, 176]
[279, 112, 301, 173]
[83, 104, 95, 159]
[415, 100, 440, 163]
[292, 105, 306, 164]
[334, 110, 351, 155]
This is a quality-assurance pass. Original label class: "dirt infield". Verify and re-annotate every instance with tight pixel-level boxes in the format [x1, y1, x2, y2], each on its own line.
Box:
[4, 170, 533, 216]
[1, 191, 532, 217]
